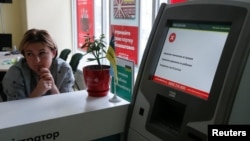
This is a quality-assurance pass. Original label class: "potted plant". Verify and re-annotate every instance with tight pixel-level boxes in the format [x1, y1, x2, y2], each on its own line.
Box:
[81, 34, 111, 97]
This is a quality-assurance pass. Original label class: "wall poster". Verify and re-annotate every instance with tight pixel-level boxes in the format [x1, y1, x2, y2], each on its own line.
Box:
[76, 0, 94, 50]
[110, 0, 139, 64]
[111, 25, 138, 64]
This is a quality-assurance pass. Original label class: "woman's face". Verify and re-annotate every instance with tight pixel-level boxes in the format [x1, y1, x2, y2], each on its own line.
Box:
[24, 42, 56, 75]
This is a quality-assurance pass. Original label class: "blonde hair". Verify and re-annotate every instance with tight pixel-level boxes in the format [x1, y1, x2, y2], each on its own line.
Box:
[19, 28, 58, 57]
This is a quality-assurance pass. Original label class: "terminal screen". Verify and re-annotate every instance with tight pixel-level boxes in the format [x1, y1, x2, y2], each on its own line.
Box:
[152, 21, 230, 100]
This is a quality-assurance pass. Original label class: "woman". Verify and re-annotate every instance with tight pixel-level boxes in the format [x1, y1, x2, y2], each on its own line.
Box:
[2, 28, 75, 101]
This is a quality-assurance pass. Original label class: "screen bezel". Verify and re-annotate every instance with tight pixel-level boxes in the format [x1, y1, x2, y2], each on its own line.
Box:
[141, 2, 247, 127]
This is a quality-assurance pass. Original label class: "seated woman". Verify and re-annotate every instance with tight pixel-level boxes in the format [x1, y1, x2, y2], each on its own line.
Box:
[2, 28, 75, 101]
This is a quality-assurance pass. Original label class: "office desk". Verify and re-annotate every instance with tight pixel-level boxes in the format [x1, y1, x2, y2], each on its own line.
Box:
[0, 90, 130, 140]
[0, 51, 22, 72]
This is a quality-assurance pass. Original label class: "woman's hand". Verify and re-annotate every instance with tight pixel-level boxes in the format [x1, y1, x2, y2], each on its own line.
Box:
[29, 68, 59, 98]
[39, 68, 54, 85]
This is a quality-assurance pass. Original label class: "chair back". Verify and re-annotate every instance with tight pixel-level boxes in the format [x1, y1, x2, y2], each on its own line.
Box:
[59, 49, 71, 61]
[69, 53, 83, 73]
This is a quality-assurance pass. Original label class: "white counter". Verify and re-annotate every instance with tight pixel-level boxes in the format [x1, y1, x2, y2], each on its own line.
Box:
[0, 90, 130, 141]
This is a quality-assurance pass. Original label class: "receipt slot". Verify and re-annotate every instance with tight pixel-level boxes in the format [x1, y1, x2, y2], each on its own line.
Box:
[125, 1, 250, 141]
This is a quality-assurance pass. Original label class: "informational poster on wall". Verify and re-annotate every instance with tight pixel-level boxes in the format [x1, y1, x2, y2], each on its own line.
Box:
[111, 57, 134, 102]
[110, 0, 139, 64]
[76, 0, 94, 50]
[111, 25, 138, 64]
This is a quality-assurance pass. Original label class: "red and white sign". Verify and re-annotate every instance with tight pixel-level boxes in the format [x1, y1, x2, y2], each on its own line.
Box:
[76, 0, 94, 50]
[112, 25, 138, 64]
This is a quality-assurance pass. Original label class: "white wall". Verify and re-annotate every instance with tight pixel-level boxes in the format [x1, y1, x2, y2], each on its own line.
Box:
[25, 0, 73, 55]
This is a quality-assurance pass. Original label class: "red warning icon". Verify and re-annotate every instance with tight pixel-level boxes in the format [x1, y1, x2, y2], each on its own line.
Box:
[169, 33, 176, 43]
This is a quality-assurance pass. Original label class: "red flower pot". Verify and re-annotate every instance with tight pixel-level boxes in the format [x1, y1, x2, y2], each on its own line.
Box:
[83, 65, 110, 97]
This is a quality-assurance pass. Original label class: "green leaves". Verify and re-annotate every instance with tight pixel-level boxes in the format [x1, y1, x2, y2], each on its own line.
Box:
[81, 34, 107, 67]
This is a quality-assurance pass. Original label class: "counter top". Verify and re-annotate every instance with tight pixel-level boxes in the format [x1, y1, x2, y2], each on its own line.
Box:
[0, 90, 130, 140]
